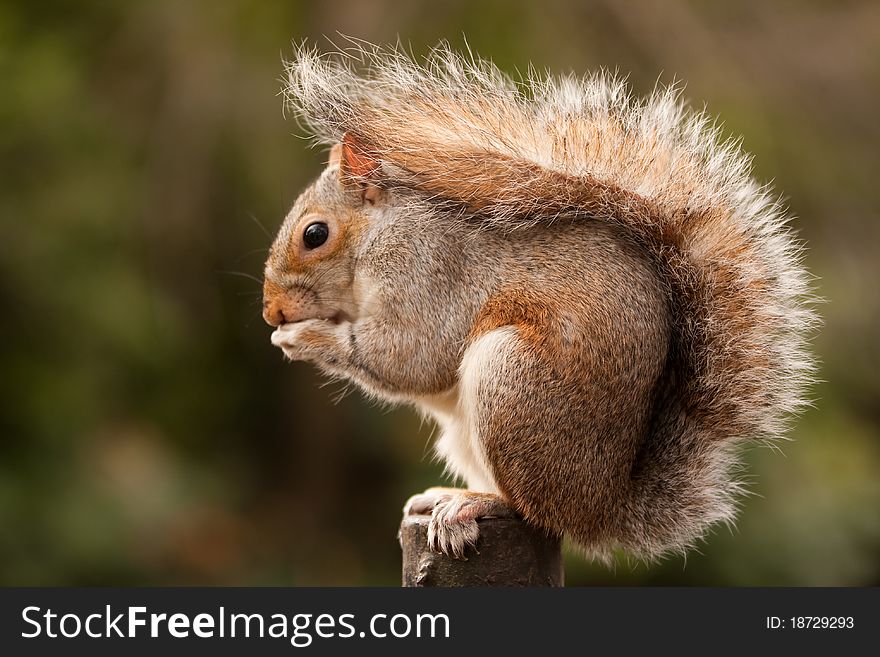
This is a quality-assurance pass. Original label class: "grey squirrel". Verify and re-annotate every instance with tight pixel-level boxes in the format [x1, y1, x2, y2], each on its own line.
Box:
[262, 44, 817, 561]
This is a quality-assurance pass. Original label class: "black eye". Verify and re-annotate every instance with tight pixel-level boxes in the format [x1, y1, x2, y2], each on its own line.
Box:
[303, 222, 329, 249]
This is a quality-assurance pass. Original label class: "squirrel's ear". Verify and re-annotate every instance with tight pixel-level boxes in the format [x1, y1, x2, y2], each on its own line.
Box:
[338, 132, 383, 205]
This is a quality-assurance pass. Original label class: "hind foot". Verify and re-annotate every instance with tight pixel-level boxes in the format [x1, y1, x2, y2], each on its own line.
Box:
[403, 488, 518, 559]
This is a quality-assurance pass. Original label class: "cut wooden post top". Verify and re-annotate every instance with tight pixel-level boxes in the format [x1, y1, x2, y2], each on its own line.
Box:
[400, 514, 564, 587]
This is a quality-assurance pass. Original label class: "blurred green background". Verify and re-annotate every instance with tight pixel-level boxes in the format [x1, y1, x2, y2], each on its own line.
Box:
[1, 0, 879, 586]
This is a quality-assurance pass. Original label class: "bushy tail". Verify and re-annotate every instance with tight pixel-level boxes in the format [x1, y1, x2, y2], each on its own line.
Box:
[284, 42, 819, 555]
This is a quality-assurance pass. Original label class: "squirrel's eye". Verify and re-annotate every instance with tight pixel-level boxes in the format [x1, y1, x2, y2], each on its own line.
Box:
[302, 222, 329, 249]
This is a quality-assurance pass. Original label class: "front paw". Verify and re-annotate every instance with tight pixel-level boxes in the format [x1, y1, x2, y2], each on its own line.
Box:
[270, 319, 340, 362]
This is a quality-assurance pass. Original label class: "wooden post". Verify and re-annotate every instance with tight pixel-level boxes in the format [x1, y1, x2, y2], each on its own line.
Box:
[400, 514, 564, 587]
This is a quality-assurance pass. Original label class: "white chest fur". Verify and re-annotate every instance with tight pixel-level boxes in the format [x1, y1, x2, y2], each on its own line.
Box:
[415, 329, 519, 493]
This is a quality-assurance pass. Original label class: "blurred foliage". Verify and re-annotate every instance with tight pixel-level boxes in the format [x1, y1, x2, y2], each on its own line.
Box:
[1, 0, 878, 586]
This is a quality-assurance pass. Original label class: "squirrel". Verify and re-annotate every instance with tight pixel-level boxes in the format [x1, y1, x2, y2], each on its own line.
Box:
[262, 44, 817, 561]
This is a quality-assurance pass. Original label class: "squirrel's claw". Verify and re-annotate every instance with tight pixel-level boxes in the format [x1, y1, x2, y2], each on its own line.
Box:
[405, 489, 517, 560]
[427, 495, 481, 559]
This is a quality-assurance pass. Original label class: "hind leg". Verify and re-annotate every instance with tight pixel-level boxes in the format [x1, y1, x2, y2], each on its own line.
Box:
[454, 321, 653, 551]
[402, 404, 519, 559]
[403, 327, 564, 558]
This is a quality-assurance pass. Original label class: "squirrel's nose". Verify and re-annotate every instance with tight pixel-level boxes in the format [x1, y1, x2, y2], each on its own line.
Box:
[262, 290, 312, 327]
[263, 298, 286, 327]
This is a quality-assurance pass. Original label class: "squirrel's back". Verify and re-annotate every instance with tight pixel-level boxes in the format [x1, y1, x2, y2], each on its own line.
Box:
[284, 44, 819, 557]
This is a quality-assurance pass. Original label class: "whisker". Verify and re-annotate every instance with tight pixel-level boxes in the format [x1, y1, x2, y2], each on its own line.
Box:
[217, 269, 263, 285]
[246, 212, 273, 239]
[244, 308, 266, 329]
[234, 247, 270, 264]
